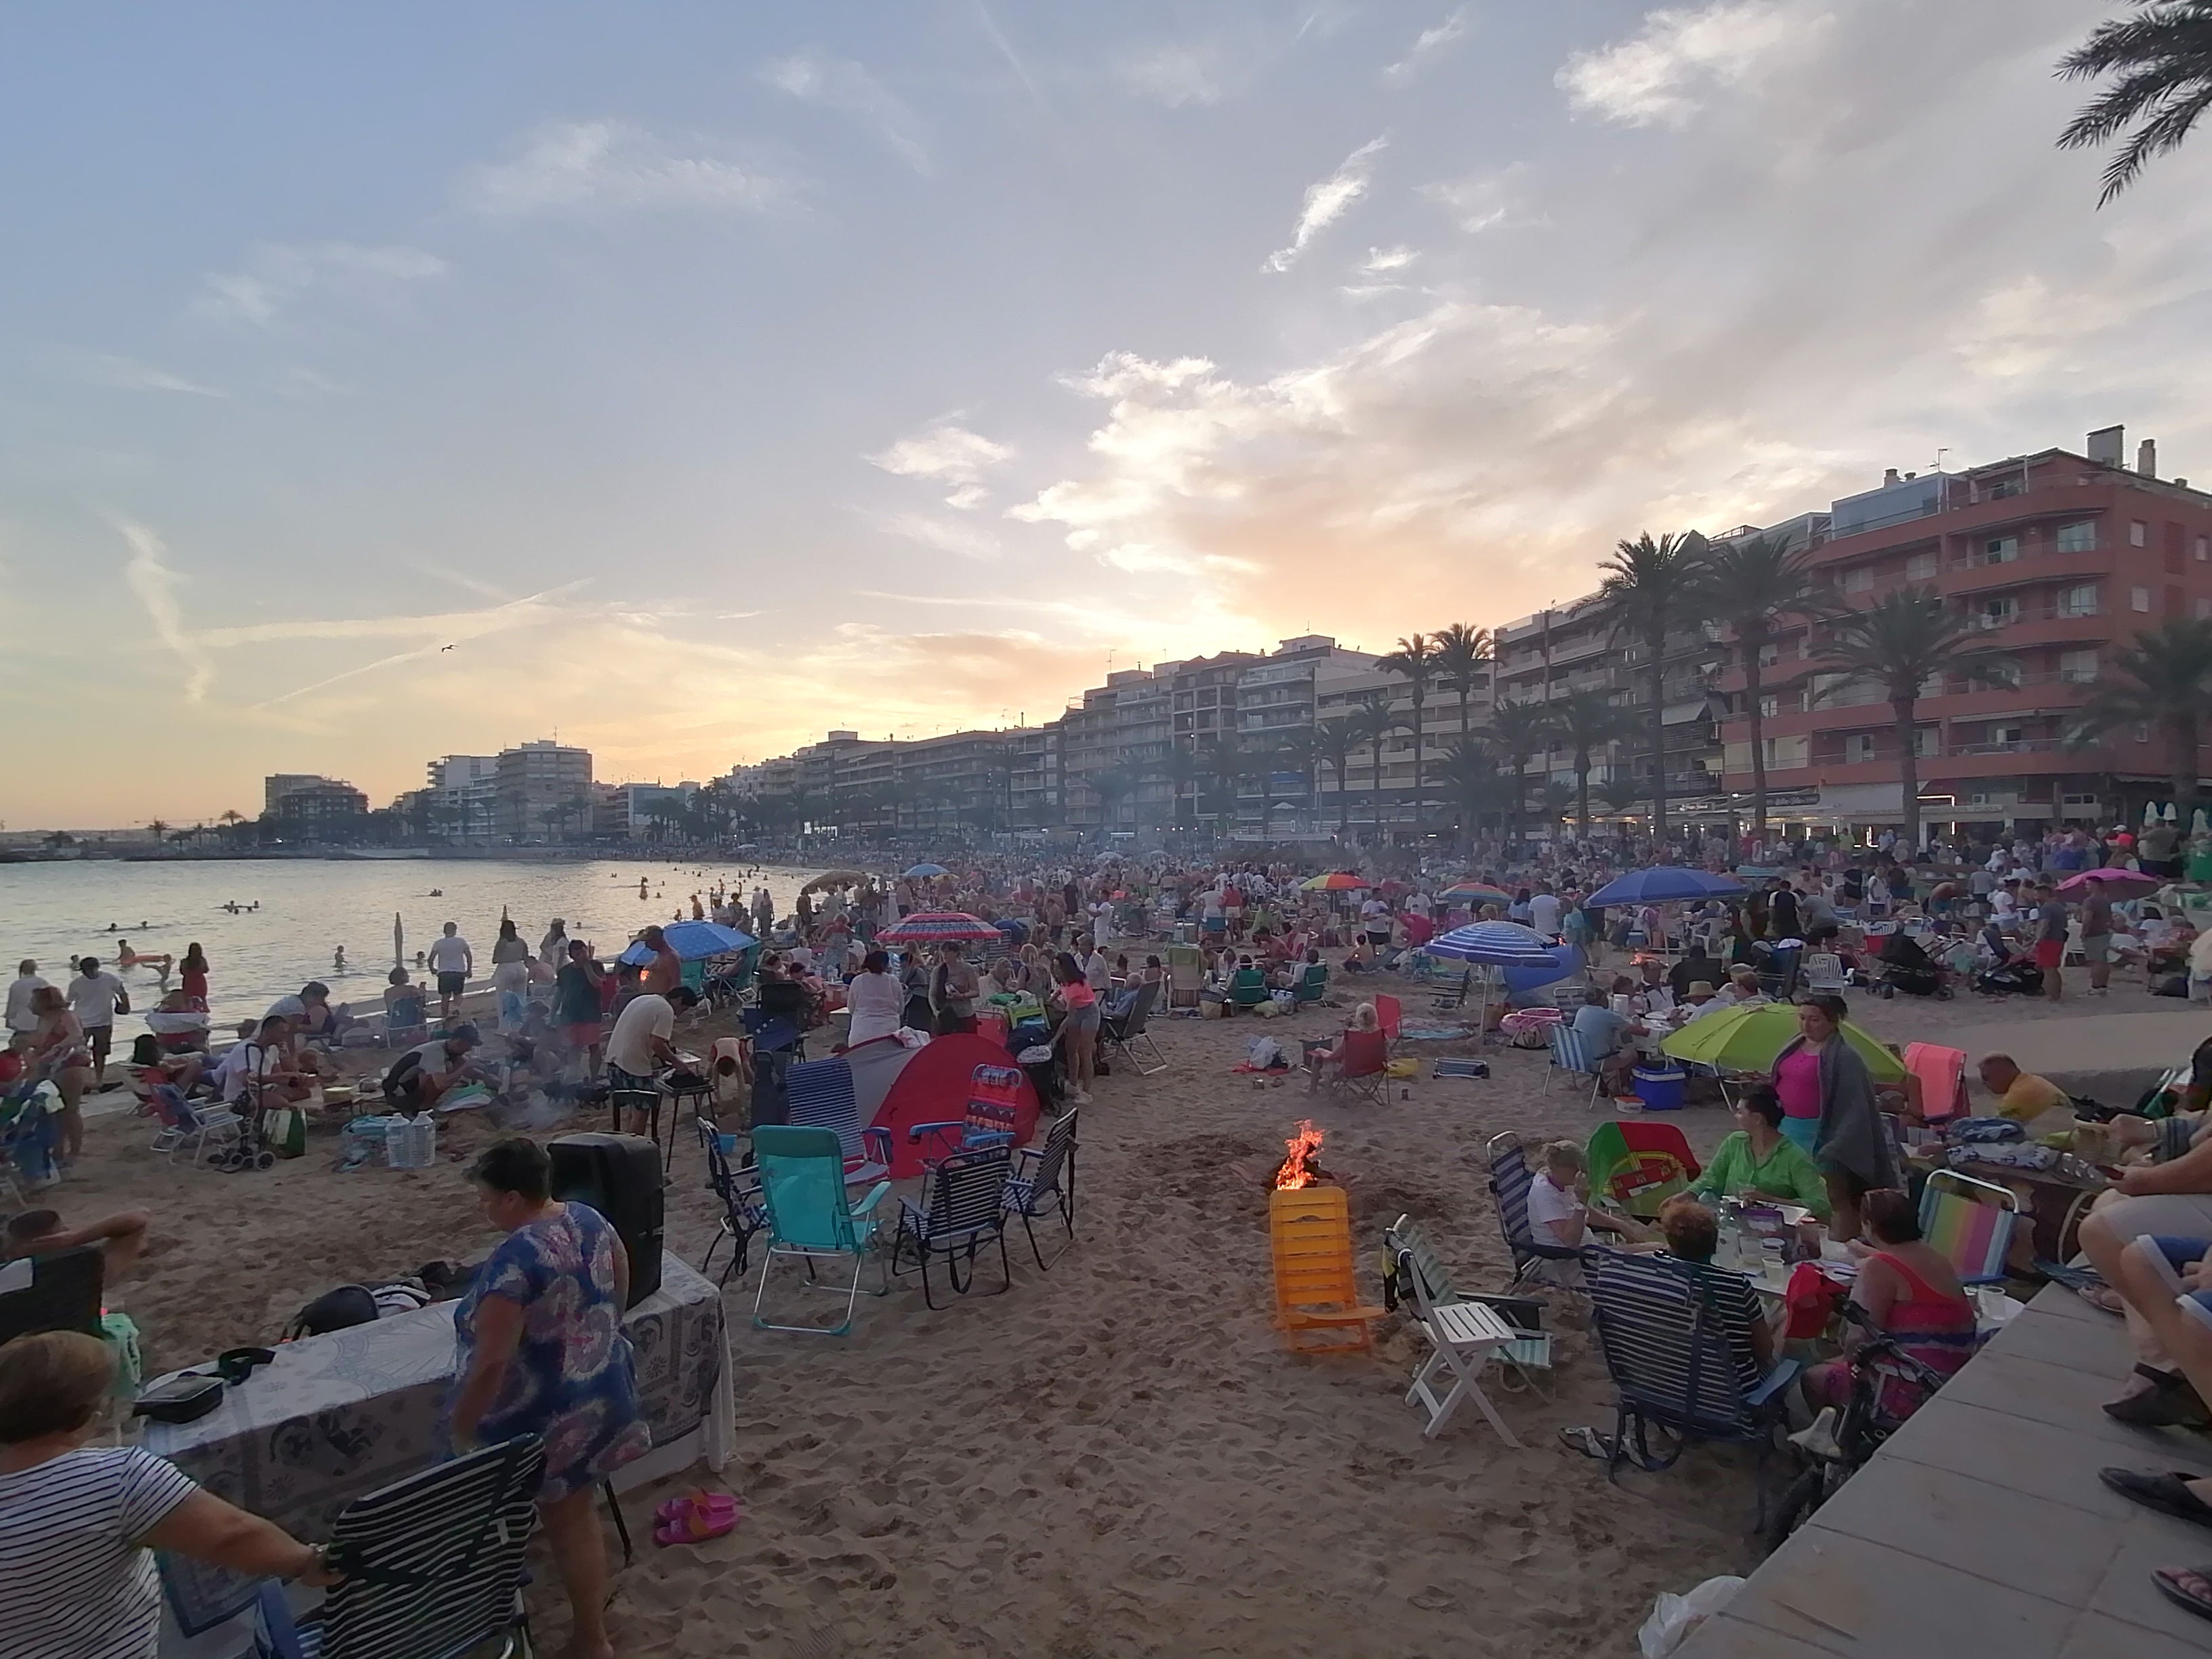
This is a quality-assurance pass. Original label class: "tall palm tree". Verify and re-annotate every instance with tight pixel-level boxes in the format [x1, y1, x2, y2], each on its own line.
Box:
[1151, 746, 1204, 832]
[1486, 699, 1555, 857]
[1351, 692, 1404, 842]
[1595, 530, 1710, 842]
[1433, 623, 1492, 745]
[1091, 765, 1138, 833]
[1377, 633, 1442, 836]
[1700, 533, 1828, 836]
[2058, 2, 2212, 204]
[1435, 739, 1498, 847]
[147, 818, 170, 842]
[1549, 691, 1631, 840]
[1820, 588, 1997, 853]
[1267, 728, 1321, 836]
[2070, 616, 2212, 816]
[1311, 713, 1364, 835]
[1197, 732, 1253, 840]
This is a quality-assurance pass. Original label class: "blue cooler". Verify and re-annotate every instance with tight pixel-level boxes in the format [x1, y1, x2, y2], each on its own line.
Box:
[1632, 1065, 1687, 1111]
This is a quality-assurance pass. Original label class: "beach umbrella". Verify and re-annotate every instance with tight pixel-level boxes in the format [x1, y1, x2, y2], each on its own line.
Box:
[1300, 872, 1369, 891]
[1425, 920, 1559, 968]
[2055, 867, 2162, 902]
[1660, 1003, 1905, 1084]
[903, 862, 950, 879]
[617, 920, 758, 965]
[1585, 867, 1747, 906]
[877, 911, 1002, 945]
[801, 869, 866, 894]
[1438, 882, 1512, 906]
[393, 912, 404, 971]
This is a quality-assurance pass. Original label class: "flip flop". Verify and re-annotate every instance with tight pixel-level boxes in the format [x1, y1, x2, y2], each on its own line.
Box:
[1559, 1426, 1614, 1460]
[653, 1490, 739, 1541]
[2101, 1469, 2212, 1530]
[2154, 1563, 2212, 1622]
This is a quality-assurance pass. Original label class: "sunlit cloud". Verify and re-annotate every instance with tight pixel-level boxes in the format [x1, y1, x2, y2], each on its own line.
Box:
[1557, 1, 1826, 128]
[193, 242, 447, 327]
[459, 121, 779, 217]
[1263, 136, 1386, 272]
[116, 520, 215, 702]
[1382, 8, 1469, 85]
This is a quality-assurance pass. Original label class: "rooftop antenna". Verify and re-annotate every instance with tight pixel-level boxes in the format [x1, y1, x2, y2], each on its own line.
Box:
[1933, 447, 1950, 473]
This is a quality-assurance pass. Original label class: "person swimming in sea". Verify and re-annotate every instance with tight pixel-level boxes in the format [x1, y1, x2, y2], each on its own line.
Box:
[333, 946, 347, 973]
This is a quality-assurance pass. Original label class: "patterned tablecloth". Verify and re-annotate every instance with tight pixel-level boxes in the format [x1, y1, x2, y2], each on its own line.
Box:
[151, 1254, 732, 1645]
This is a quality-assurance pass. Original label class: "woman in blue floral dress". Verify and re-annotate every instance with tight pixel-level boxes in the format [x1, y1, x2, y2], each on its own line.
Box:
[450, 1139, 649, 1659]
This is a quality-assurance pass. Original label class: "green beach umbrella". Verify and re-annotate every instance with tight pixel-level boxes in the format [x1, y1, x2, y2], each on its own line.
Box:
[1660, 1002, 1905, 1085]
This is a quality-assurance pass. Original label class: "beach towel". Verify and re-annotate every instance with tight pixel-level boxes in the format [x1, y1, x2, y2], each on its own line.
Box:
[1903, 1042, 1968, 1122]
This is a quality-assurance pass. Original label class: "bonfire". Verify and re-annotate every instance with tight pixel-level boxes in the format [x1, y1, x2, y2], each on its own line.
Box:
[1273, 1120, 1325, 1190]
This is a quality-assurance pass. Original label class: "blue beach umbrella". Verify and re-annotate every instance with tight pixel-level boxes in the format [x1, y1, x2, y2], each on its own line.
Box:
[903, 862, 949, 879]
[1425, 920, 1559, 968]
[1584, 867, 1746, 906]
[619, 920, 758, 964]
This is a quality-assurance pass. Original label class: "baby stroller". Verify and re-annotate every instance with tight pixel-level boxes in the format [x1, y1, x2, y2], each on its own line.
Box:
[1973, 958, 2044, 998]
[1870, 931, 1951, 1000]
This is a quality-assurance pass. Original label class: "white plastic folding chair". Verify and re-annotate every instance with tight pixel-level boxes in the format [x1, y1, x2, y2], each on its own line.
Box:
[1386, 1226, 1523, 1445]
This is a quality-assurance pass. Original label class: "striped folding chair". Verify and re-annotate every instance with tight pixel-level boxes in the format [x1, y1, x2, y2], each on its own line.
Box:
[1543, 1023, 1606, 1108]
[1918, 1168, 2018, 1286]
[1486, 1132, 1591, 1292]
[254, 1436, 546, 1659]
[891, 1146, 1013, 1309]
[1002, 1108, 1080, 1270]
[783, 1054, 891, 1187]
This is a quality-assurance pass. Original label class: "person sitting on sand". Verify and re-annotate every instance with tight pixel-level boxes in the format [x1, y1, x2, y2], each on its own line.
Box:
[3, 1206, 152, 1278]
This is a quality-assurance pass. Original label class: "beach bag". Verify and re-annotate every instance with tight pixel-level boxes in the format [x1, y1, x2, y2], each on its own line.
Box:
[284, 1284, 379, 1339]
[266, 1105, 307, 1159]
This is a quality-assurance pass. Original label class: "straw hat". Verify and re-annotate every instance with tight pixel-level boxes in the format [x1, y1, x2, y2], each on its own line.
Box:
[1686, 980, 1716, 998]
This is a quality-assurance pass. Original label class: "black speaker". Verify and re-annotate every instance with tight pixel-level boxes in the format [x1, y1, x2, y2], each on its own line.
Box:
[548, 1133, 663, 1309]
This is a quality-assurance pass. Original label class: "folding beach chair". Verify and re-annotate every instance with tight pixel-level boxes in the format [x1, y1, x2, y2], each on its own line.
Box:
[1429, 968, 1475, 1014]
[1166, 944, 1204, 1009]
[1002, 1108, 1079, 1271]
[1542, 1023, 1606, 1108]
[1226, 967, 1271, 1013]
[145, 1083, 242, 1167]
[783, 1055, 891, 1187]
[1319, 1027, 1389, 1105]
[741, 1004, 806, 1062]
[1487, 1132, 1590, 1292]
[890, 1146, 1013, 1310]
[1373, 994, 1403, 1048]
[909, 1063, 1023, 1164]
[1584, 1248, 1799, 1519]
[253, 1435, 546, 1659]
[1292, 962, 1328, 1006]
[1100, 980, 1168, 1076]
[1382, 1216, 1534, 1440]
[1586, 1120, 1702, 1221]
[751, 1124, 892, 1335]
[1918, 1167, 2018, 1287]
[382, 994, 429, 1050]
[1268, 1185, 1385, 1354]
[695, 1116, 767, 1286]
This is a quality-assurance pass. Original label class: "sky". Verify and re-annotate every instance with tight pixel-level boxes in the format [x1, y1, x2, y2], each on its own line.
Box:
[7, 0, 2211, 828]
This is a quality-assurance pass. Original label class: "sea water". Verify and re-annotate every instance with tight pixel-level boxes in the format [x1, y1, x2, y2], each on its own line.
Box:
[0, 857, 834, 1041]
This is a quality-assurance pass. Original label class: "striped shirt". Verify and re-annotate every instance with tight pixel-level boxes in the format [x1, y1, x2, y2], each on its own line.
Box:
[0, 1446, 199, 1659]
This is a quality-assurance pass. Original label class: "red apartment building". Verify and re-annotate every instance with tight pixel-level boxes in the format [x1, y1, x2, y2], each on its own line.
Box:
[1715, 426, 2212, 835]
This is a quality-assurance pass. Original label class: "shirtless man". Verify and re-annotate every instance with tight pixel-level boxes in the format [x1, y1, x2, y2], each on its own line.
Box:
[3, 1206, 152, 1278]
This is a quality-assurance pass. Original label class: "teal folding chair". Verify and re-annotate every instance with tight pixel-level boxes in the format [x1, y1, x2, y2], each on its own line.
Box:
[751, 1124, 891, 1336]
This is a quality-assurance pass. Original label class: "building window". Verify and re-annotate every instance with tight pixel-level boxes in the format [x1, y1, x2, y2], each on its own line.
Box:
[1845, 733, 1875, 764]
[2058, 583, 2100, 617]
[1978, 596, 2018, 630]
[2198, 535, 2209, 562]
[2131, 520, 2149, 547]
[1906, 552, 1939, 581]
[2056, 521, 2097, 553]
[1982, 536, 2018, 565]
[1757, 695, 1779, 718]
[2132, 586, 2152, 613]
[1914, 726, 1942, 758]
[2060, 649, 2099, 682]
[1840, 567, 1874, 594]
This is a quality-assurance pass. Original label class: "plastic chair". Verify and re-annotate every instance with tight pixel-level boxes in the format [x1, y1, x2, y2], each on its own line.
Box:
[1918, 1167, 2018, 1286]
[1381, 1216, 1528, 1441]
[751, 1124, 891, 1335]
[1269, 1185, 1385, 1353]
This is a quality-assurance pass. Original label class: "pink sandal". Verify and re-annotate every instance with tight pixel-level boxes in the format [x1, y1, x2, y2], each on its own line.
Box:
[653, 1490, 739, 1546]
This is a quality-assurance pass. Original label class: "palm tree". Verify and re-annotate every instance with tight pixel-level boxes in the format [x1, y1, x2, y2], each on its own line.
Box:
[1549, 691, 1631, 840]
[1351, 692, 1404, 842]
[1091, 765, 1137, 834]
[1376, 634, 1441, 836]
[147, 818, 170, 843]
[1433, 623, 1492, 745]
[1151, 746, 1204, 832]
[1486, 699, 1556, 857]
[1820, 588, 1998, 853]
[2070, 616, 2212, 816]
[1700, 533, 1828, 836]
[1595, 530, 1710, 842]
[1267, 729, 1322, 838]
[1435, 739, 1498, 846]
[1197, 732, 1252, 839]
[1597, 777, 1643, 817]
[1311, 713, 1364, 835]
[2058, 2, 2212, 205]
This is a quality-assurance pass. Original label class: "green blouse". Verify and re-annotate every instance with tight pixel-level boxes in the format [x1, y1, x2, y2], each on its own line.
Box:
[1692, 1130, 1832, 1219]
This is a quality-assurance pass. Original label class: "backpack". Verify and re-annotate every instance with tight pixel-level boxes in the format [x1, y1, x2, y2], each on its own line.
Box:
[284, 1284, 380, 1339]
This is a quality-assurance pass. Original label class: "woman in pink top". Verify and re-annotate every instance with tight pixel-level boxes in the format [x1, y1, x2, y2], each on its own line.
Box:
[1772, 1044, 1824, 1155]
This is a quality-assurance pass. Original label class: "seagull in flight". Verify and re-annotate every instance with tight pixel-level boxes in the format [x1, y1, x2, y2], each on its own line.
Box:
[440, 644, 455, 652]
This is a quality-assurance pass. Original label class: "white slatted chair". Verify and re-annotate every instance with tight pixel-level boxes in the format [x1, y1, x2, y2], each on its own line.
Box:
[1801, 951, 1849, 995]
[1384, 1215, 1525, 1444]
[1543, 1022, 1607, 1108]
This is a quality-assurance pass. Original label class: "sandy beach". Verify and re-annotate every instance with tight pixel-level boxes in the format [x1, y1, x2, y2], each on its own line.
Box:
[50, 970, 2200, 1658]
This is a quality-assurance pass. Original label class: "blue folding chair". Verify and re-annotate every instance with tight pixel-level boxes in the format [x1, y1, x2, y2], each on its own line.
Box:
[694, 1116, 767, 1287]
[751, 1124, 891, 1335]
[783, 1055, 890, 1187]
[1002, 1108, 1080, 1271]
[891, 1146, 1013, 1309]
[1542, 1022, 1607, 1108]
[1486, 1132, 1591, 1292]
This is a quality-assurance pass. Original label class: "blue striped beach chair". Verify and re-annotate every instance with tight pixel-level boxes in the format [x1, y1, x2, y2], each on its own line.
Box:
[1486, 1132, 1592, 1292]
[1542, 1022, 1607, 1108]
[891, 1145, 1013, 1309]
[783, 1054, 891, 1187]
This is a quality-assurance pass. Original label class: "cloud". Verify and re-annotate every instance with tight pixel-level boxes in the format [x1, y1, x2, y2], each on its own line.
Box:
[1382, 8, 1470, 84]
[73, 352, 228, 398]
[459, 121, 779, 217]
[246, 583, 591, 708]
[1361, 247, 1419, 275]
[970, 1, 1046, 107]
[764, 54, 930, 173]
[874, 512, 1002, 562]
[193, 242, 448, 327]
[1118, 45, 1223, 108]
[1557, 1, 1826, 128]
[1420, 167, 1526, 233]
[117, 520, 215, 701]
[870, 422, 1014, 507]
[1263, 136, 1387, 272]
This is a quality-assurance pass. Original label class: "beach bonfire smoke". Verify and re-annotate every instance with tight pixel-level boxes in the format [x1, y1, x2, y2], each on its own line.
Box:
[1273, 1120, 1327, 1190]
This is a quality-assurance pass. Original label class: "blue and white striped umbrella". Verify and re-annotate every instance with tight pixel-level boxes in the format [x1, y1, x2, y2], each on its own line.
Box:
[1425, 920, 1559, 968]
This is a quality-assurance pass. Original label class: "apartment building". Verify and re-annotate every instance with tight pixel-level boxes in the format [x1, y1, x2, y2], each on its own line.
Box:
[494, 740, 593, 839]
[263, 775, 368, 828]
[421, 755, 500, 838]
[1714, 427, 2212, 832]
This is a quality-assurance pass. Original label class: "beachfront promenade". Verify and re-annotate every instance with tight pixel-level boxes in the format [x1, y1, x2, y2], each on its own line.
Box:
[1680, 1284, 2211, 1658]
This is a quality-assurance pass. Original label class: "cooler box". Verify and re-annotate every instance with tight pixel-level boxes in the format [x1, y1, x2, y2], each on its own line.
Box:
[1631, 1065, 1687, 1112]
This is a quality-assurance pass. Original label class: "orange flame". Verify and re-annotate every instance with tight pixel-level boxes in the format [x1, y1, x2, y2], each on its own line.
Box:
[1273, 1120, 1325, 1190]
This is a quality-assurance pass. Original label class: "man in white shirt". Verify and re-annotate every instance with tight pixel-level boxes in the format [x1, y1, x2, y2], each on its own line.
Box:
[6, 961, 50, 1037]
[65, 956, 129, 1083]
[1528, 887, 1563, 939]
[605, 987, 690, 1134]
[425, 923, 472, 1025]
[1080, 937, 1113, 994]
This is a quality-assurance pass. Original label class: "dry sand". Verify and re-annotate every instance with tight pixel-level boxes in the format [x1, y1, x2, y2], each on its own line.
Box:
[57, 968, 2194, 1658]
